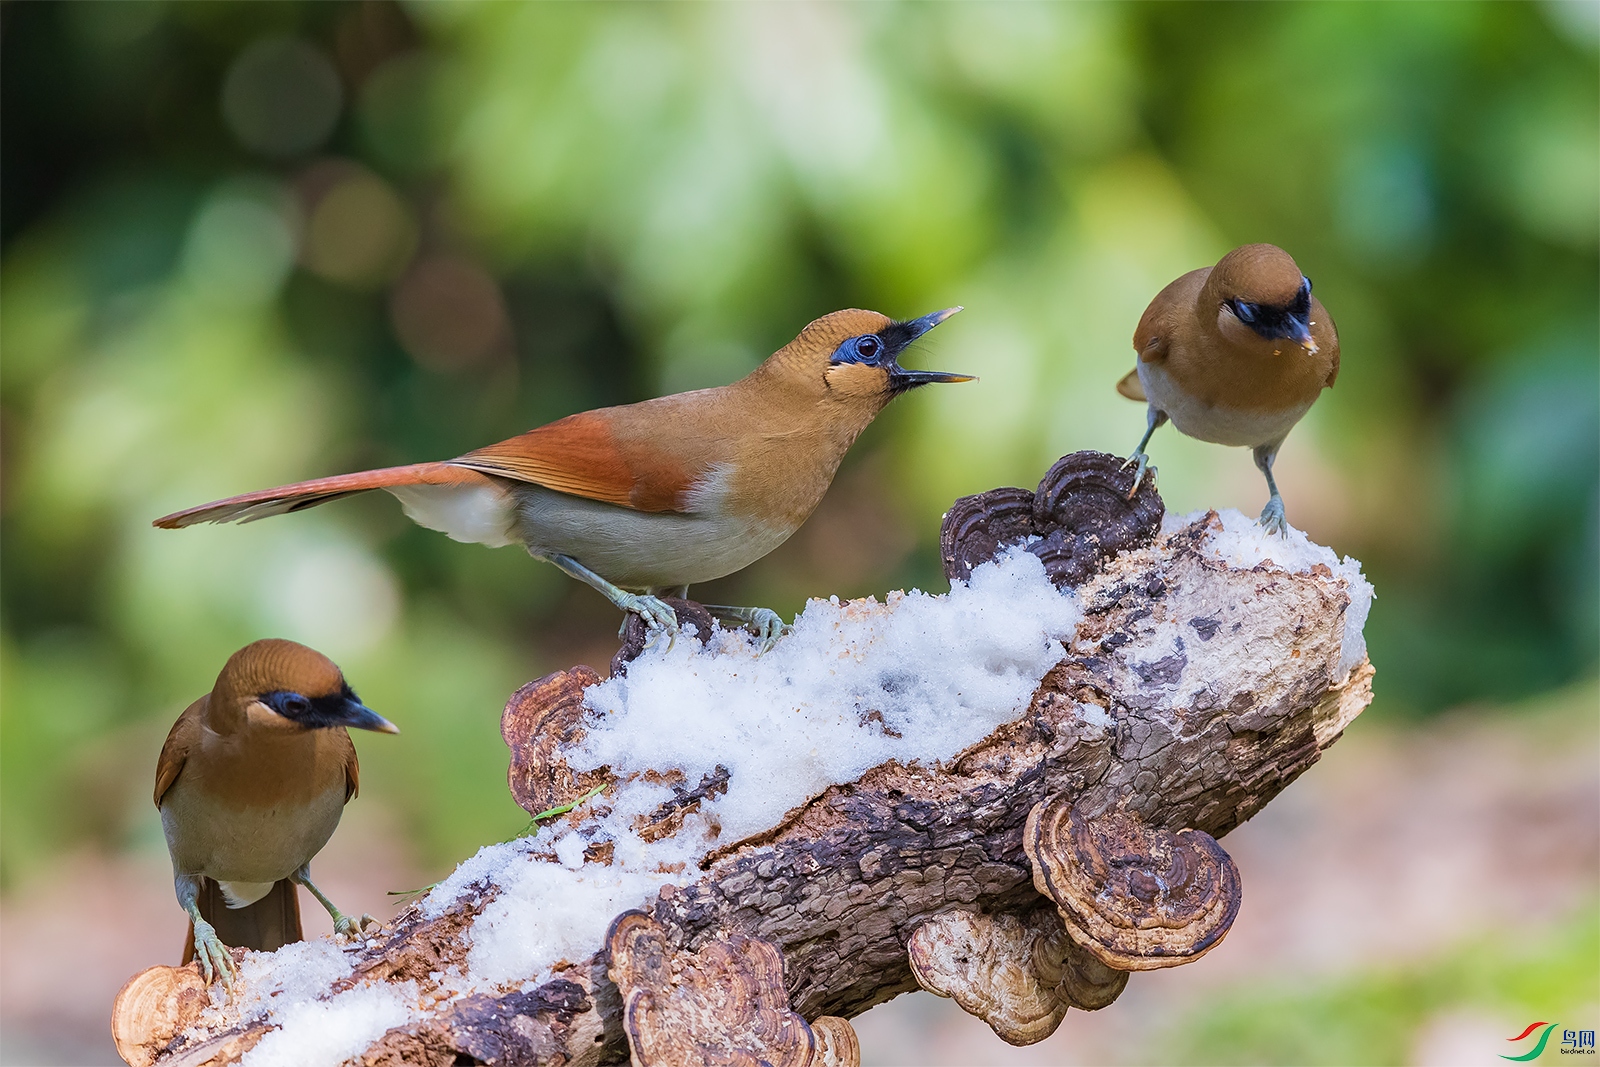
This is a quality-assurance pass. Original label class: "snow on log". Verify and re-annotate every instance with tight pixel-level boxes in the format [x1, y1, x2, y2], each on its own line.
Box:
[113, 452, 1374, 1067]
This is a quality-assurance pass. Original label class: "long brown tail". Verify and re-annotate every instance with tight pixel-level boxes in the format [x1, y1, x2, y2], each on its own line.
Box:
[153, 462, 490, 528]
[181, 877, 303, 962]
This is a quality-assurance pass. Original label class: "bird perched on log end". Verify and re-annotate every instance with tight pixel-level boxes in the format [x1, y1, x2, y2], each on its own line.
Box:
[155, 308, 971, 648]
[154, 639, 398, 986]
[1117, 244, 1339, 534]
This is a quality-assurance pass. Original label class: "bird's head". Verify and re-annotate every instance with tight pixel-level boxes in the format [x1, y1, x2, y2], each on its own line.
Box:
[213, 638, 398, 735]
[766, 307, 973, 412]
[1208, 244, 1319, 355]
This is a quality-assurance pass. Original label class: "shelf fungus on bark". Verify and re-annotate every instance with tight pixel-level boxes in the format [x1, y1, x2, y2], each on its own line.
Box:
[605, 910, 855, 1067]
[906, 905, 1128, 1046]
[503, 666, 614, 818]
[941, 451, 1163, 588]
[940, 486, 1037, 582]
[808, 1015, 862, 1067]
[111, 962, 220, 1067]
[1031, 917, 1130, 1011]
[1024, 794, 1241, 971]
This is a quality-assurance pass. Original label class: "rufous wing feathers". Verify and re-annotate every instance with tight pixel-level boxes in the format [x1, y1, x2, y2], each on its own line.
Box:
[451, 411, 692, 513]
[154, 700, 201, 807]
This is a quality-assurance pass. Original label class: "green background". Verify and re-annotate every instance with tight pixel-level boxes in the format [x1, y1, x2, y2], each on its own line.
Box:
[1, 3, 1595, 1063]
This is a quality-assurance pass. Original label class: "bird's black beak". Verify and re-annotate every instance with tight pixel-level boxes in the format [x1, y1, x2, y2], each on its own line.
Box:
[1282, 315, 1317, 354]
[904, 306, 963, 340]
[335, 698, 400, 734]
[887, 307, 975, 392]
[889, 367, 976, 389]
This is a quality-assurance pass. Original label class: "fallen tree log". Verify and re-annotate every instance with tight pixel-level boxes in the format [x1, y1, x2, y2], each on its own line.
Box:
[113, 453, 1374, 1067]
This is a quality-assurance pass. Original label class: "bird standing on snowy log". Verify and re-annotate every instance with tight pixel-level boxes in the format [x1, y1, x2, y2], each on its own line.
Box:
[154, 639, 397, 986]
[155, 308, 970, 647]
[1117, 244, 1339, 534]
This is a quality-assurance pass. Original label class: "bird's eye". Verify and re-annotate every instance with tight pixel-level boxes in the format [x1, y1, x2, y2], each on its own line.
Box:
[857, 336, 881, 361]
[282, 694, 310, 716]
[1302, 276, 1313, 294]
[1231, 301, 1256, 323]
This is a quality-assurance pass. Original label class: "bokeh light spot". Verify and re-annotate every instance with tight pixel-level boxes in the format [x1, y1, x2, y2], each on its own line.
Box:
[358, 52, 447, 172]
[181, 180, 299, 306]
[222, 37, 344, 159]
[259, 540, 401, 660]
[300, 162, 417, 289]
[1337, 139, 1435, 266]
[390, 255, 509, 372]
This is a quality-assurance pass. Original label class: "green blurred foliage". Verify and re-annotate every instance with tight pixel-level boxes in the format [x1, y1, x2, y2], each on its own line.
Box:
[1160, 903, 1599, 1065]
[1, 1, 1595, 884]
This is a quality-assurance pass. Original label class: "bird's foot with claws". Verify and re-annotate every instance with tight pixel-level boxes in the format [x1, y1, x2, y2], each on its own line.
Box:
[1258, 494, 1288, 537]
[333, 913, 381, 940]
[708, 605, 791, 653]
[192, 918, 237, 988]
[617, 594, 680, 648]
[1121, 451, 1156, 500]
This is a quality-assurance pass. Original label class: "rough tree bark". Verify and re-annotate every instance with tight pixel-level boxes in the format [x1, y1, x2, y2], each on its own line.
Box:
[113, 454, 1374, 1067]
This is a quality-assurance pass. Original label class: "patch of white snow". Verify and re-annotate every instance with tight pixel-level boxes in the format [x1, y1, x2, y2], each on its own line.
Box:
[1170, 508, 1373, 681]
[421, 547, 1080, 992]
[239, 981, 416, 1067]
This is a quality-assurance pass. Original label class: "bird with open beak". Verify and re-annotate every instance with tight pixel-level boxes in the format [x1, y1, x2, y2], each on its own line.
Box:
[155, 639, 398, 986]
[156, 308, 971, 648]
[1117, 244, 1339, 534]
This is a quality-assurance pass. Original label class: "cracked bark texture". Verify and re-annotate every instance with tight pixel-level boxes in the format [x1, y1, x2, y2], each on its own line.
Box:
[127, 508, 1373, 1067]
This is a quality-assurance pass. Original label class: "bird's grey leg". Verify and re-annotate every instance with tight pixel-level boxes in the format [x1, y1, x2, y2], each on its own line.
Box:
[703, 605, 791, 653]
[291, 865, 373, 939]
[1253, 442, 1288, 536]
[176, 875, 235, 988]
[1122, 407, 1169, 499]
[538, 553, 679, 642]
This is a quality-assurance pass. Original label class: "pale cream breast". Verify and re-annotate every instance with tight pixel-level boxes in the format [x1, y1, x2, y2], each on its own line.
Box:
[512, 483, 794, 589]
[160, 719, 353, 887]
[161, 774, 346, 886]
[1138, 360, 1314, 448]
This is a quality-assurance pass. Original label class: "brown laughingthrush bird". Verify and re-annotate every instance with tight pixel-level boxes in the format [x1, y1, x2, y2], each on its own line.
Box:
[155, 639, 398, 986]
[1117, 244, 1339, 534]
[155, 308, 970, 647]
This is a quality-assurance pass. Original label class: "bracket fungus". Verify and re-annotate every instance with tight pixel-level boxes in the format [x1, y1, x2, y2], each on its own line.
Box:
[941, 451, 1162, 588]
[606, 910, 856, 1067]
[939, 486, 1038, 582]
[111, 963, 213, 1067]
[1025, 794, 1242, 970]
[907, 905, 1127, 1046]
[1032, 918, 1131, 1011]
[503, 666, 614, 818]
[808, 1015, 861, 1067]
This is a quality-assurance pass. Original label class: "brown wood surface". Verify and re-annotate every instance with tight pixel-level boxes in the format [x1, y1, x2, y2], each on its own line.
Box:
[124, 509, 1372, 1067]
